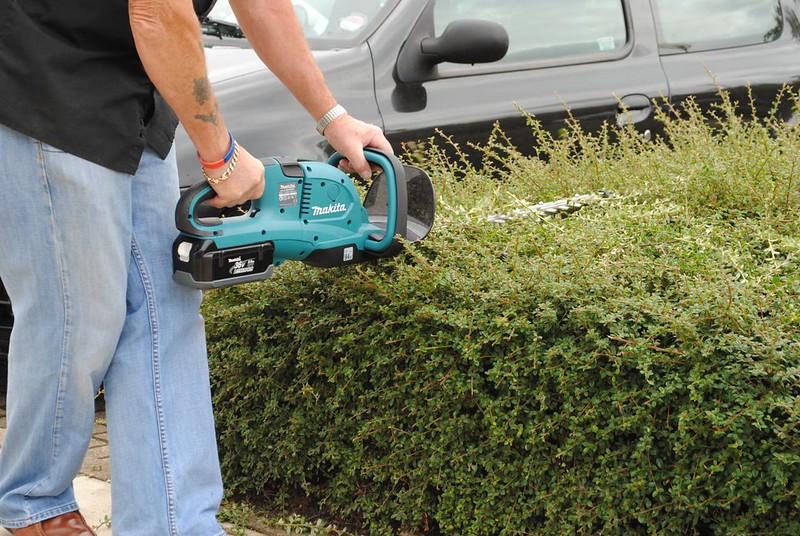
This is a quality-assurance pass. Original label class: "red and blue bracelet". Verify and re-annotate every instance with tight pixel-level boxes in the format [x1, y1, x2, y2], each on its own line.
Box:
[197, 131, 236, 170]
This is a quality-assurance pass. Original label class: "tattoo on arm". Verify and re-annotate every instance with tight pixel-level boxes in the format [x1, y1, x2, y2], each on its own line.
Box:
[193, 77, 213, 105]
[194, 103, 220, 125]
[193, 77, 219, 125]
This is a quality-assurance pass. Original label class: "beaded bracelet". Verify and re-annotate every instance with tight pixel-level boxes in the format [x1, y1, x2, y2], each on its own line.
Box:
[197, 131, 235, 169]
[203, 143, 240, 185]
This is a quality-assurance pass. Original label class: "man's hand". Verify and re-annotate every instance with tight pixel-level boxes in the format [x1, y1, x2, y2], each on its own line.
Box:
[203, 145, 266, 208]
[323, 114, 394, 179]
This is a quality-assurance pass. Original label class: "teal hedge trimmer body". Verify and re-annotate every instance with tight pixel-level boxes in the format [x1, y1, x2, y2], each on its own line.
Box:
[172, 149, 434, 289]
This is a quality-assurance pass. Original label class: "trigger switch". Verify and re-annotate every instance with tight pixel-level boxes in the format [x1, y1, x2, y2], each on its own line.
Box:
[274, 157, 305, 178]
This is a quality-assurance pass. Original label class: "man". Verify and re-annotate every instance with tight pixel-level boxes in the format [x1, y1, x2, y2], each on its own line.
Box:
[0, 0, 391, 533]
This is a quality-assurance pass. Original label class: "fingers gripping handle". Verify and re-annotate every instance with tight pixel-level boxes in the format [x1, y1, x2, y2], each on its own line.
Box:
[175, 180, 261, 237]
[327, 148, 408, 253]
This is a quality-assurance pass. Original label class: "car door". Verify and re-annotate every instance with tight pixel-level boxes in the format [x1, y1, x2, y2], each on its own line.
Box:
[652, 0, 800, 122]
[371, 0, 670, 162]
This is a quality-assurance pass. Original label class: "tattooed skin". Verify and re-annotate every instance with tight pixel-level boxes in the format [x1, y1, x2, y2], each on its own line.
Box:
[193, 77, 212, 105]
[193, 77, 219, 124]
[195, 104, 220, 125]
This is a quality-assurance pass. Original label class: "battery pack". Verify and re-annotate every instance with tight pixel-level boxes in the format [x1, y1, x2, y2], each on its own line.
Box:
[172, 237, 275, 289]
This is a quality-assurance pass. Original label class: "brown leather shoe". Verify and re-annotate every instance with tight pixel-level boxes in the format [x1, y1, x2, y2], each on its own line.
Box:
[9, 511, 97, 536]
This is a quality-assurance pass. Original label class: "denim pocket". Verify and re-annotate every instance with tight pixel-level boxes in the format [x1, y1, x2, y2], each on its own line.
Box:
[38, 141, 69, 154]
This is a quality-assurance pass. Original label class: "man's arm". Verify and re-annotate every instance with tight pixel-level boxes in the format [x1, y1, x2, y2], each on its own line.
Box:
[129, 0, 264, 207]
[228, 0, 393, 178]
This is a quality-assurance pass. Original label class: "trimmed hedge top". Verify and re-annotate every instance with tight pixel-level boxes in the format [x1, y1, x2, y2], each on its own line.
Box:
[204, 92, 800, 535]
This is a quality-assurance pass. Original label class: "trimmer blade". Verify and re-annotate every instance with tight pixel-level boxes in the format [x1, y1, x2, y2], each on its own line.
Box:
[364, 164, 435, 243]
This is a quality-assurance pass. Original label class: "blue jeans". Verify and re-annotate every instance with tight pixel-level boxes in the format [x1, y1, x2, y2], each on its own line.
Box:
[0, 123, 226, 535]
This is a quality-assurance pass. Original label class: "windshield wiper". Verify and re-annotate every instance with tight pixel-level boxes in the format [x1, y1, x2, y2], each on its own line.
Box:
[659, 42, 692, 52]
[202, 18, 245, 40]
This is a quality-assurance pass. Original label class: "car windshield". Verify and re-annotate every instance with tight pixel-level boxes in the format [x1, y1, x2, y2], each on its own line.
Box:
[204, 0, 395, 48]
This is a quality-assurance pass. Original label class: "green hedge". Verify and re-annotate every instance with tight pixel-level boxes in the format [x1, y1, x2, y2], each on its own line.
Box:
[203, 93, 800, 534]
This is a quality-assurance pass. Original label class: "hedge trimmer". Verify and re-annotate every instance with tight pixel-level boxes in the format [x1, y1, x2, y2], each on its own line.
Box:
[172, 149, 435, 289]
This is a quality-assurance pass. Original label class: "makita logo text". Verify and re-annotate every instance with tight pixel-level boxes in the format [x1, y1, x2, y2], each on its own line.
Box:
[311, 203, 347, 216]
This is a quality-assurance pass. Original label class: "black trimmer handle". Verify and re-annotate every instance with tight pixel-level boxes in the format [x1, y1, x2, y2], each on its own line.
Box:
[175, 180, 219, 237]
[327, 148, 408, 251]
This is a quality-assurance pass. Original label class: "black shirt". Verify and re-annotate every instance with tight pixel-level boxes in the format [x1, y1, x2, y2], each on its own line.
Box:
[0, 0, 215, 174]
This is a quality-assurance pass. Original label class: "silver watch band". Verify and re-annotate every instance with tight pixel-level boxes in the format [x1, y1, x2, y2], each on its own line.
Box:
[315, 104, 347, 135]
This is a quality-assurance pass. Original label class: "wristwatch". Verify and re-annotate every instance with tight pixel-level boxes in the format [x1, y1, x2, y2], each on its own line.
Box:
[315, 104, 347, 135]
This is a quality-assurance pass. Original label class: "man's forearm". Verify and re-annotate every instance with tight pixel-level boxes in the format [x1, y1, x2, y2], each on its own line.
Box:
[229, 0, 337, 122]
[229, 0, 392, 178]
[129, 0, 231, 162]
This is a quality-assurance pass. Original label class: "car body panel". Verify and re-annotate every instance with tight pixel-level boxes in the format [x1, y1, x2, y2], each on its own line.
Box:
[658, 8, 800, 120]
[203, 47, 265, 84]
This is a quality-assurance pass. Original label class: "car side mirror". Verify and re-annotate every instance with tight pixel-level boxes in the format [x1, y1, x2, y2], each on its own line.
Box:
[421, 20, 508, 66]
[396, 18, 509, 84]
[392, 83, 427, 113]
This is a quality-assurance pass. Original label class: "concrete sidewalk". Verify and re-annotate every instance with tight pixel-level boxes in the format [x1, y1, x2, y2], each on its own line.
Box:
[0, 400, 112, 535]
[0, 399, 270, 535]
[0, 473, 114, 536]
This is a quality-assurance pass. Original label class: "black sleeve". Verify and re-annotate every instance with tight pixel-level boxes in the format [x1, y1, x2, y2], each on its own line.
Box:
[194, 0, 217, 20]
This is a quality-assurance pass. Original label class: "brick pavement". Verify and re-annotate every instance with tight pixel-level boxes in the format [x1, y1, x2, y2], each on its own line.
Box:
[81, 401, 112, 483]
[0, 395, 111, 482]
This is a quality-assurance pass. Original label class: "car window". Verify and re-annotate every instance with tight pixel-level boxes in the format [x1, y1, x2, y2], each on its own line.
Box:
[433, 0, 628, 66]
[652, 0, 783, 54]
